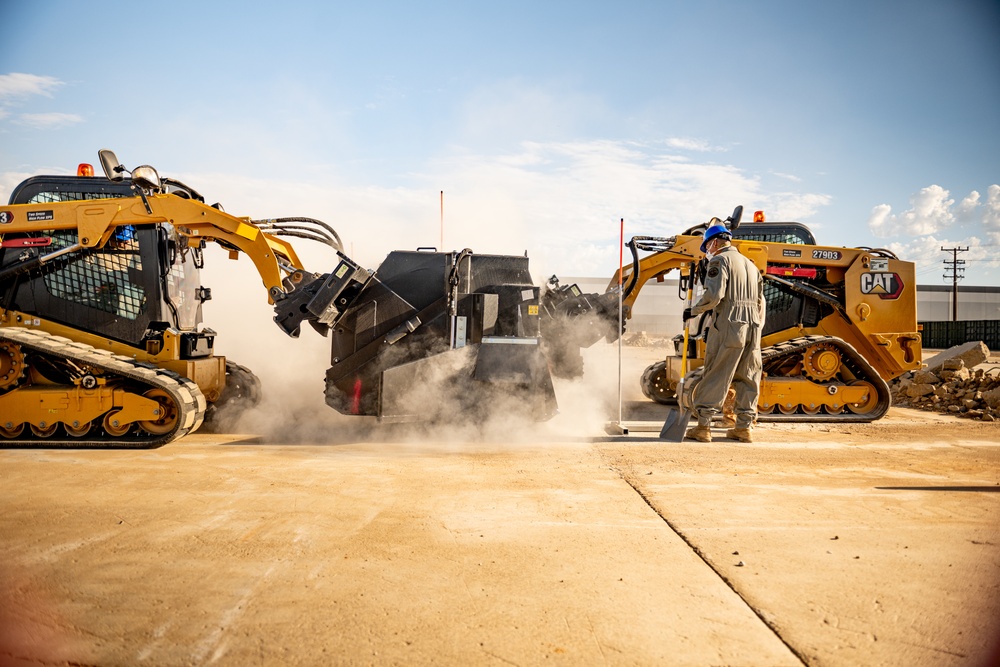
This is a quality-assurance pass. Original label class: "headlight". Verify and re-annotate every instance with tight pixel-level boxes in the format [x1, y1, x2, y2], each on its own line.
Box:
[131, 165, 161, 192]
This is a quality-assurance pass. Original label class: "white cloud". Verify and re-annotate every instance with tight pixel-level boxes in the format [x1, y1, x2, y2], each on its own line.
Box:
[754, 192, 832, 223]
[0, 170, 38, 203]
[868, 183, 1000, 251]
[15, 112, 84, 129]
[868, 184, 956, 238]
[0, 73, 78, 132]
[956, 190, 980, 223]
[867, 203, 893, 238]
[983, 184, 1000, 232]
[902, 185, 955, 235]
[665, 137, 721, 152]
[177, 138, 831, 280]
[883, 234, 1000, 280]
[771, 171, 802, 183]
[0, 73, 63, 99]
[2, 138, 829, 283]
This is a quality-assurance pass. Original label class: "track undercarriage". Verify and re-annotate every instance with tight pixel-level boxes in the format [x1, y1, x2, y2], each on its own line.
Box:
[661, 335, 892, 423]
[0, 328, 206, 447]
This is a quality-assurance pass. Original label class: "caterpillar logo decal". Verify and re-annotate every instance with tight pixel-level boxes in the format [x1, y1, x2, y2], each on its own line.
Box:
[861, 272, 903, 299]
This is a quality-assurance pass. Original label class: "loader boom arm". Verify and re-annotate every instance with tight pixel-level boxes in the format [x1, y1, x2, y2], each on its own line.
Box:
[2, 195, 305, 300]
[610, 233, 887, 320]
[542, 215, 921, 388]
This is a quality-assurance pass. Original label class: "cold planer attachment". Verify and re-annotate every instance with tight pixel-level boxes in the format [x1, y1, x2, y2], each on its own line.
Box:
[282, 248, 558, 422]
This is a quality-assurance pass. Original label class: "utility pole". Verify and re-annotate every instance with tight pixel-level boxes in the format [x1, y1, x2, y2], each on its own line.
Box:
[941, 245, 969, 322]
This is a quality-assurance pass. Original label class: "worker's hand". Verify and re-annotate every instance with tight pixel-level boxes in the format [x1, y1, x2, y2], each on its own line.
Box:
[682, 307, 694, 322]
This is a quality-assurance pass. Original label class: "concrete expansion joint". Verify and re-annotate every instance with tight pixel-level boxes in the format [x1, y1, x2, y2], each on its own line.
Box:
[616, 469, 810, 666]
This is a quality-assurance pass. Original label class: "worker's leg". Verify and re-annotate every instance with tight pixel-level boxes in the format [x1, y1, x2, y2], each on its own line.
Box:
[730, 325, 763, 429]
[721, 387, 737, 427]
[693, 341, 741, 427]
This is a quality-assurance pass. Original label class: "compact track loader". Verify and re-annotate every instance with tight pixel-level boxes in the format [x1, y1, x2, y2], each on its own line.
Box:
[0, 151, 556, 447]
[542, 206, 923, 422]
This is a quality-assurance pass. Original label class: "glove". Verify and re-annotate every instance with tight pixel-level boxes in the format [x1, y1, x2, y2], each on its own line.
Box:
[682, 307, 694, 322]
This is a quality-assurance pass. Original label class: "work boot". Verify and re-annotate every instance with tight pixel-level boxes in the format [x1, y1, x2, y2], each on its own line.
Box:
[726, 427, 753, 443]
[684, 424, 712, 443]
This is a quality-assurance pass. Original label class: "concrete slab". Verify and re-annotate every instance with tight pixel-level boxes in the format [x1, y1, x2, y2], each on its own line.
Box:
[598, 408, 1000, 667]
[0, 437, 798, 666]
[1, 334, 998, 667]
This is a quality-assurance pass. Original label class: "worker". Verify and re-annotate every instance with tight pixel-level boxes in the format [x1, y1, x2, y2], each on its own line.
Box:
[682, 222, 765, 443]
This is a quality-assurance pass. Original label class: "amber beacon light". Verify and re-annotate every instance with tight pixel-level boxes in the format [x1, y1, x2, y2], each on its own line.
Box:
[77, 163, 95, 177]
[753, 210, 766, 222]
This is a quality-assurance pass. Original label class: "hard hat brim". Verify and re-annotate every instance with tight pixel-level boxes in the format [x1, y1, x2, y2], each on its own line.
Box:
[700, 224, 731, 253]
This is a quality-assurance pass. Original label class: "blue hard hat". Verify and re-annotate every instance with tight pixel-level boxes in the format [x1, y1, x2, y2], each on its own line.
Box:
[700, 223, 731, 253]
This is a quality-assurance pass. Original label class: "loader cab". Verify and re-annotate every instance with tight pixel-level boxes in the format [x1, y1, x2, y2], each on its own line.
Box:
[8, 175, 137, 205]
[731, 221, 825, 338]
[731, 221, 817, 246]
[2, 175, 212, 355]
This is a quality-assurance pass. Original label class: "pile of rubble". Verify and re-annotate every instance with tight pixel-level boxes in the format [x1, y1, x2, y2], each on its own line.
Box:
[889, 341, 1000, 422]
[624, 331, 669, 348]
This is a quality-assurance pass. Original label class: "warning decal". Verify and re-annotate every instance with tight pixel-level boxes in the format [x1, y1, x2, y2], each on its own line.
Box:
[27, 210, 54, 222]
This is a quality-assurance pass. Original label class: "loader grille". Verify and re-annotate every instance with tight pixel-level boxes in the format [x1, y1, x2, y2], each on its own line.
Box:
[27, 191, 126, 204]
[42, 228, 147, 320]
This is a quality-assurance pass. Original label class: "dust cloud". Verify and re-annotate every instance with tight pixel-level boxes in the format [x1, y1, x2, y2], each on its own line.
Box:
[198, 248, 623, 448]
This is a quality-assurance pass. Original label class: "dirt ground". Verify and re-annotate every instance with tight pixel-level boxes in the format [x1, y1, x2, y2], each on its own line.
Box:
[1, 346, 998, 667]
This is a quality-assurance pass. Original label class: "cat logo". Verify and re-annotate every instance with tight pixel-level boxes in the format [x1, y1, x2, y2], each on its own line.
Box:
[861, 272, 903, 299]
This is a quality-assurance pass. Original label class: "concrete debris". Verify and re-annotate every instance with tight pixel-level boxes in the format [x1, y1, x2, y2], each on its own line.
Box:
[922, 341, 989, 374]
[889, 341, 999, 422]
[912, 370, 940, 384]
[624, 331, 669, 347]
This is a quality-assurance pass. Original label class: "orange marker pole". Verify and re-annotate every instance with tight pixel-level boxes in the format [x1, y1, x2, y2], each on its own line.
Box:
[618, 218, 624, 428]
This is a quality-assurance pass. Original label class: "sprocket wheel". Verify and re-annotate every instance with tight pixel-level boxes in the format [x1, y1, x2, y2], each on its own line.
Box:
[0, 341, 27, 390]
[801, 343, 842, 382]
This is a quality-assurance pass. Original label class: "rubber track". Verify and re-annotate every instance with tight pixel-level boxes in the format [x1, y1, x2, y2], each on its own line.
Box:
[681, 334, 892, 423]
[0, 327, 206, 448]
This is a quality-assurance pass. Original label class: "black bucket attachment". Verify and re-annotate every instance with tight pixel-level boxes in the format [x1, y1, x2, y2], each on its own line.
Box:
[320, 249, 558, 423]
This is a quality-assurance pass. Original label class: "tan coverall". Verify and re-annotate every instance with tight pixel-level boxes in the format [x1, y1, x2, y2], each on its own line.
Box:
[688, 245, 765, 429]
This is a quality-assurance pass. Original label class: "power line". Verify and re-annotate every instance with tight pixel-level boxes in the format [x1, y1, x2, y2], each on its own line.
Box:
[941, 245, 969, 321]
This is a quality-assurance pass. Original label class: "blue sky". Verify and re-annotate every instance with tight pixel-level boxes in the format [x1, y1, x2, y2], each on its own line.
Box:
[2, 0, 999, 287]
